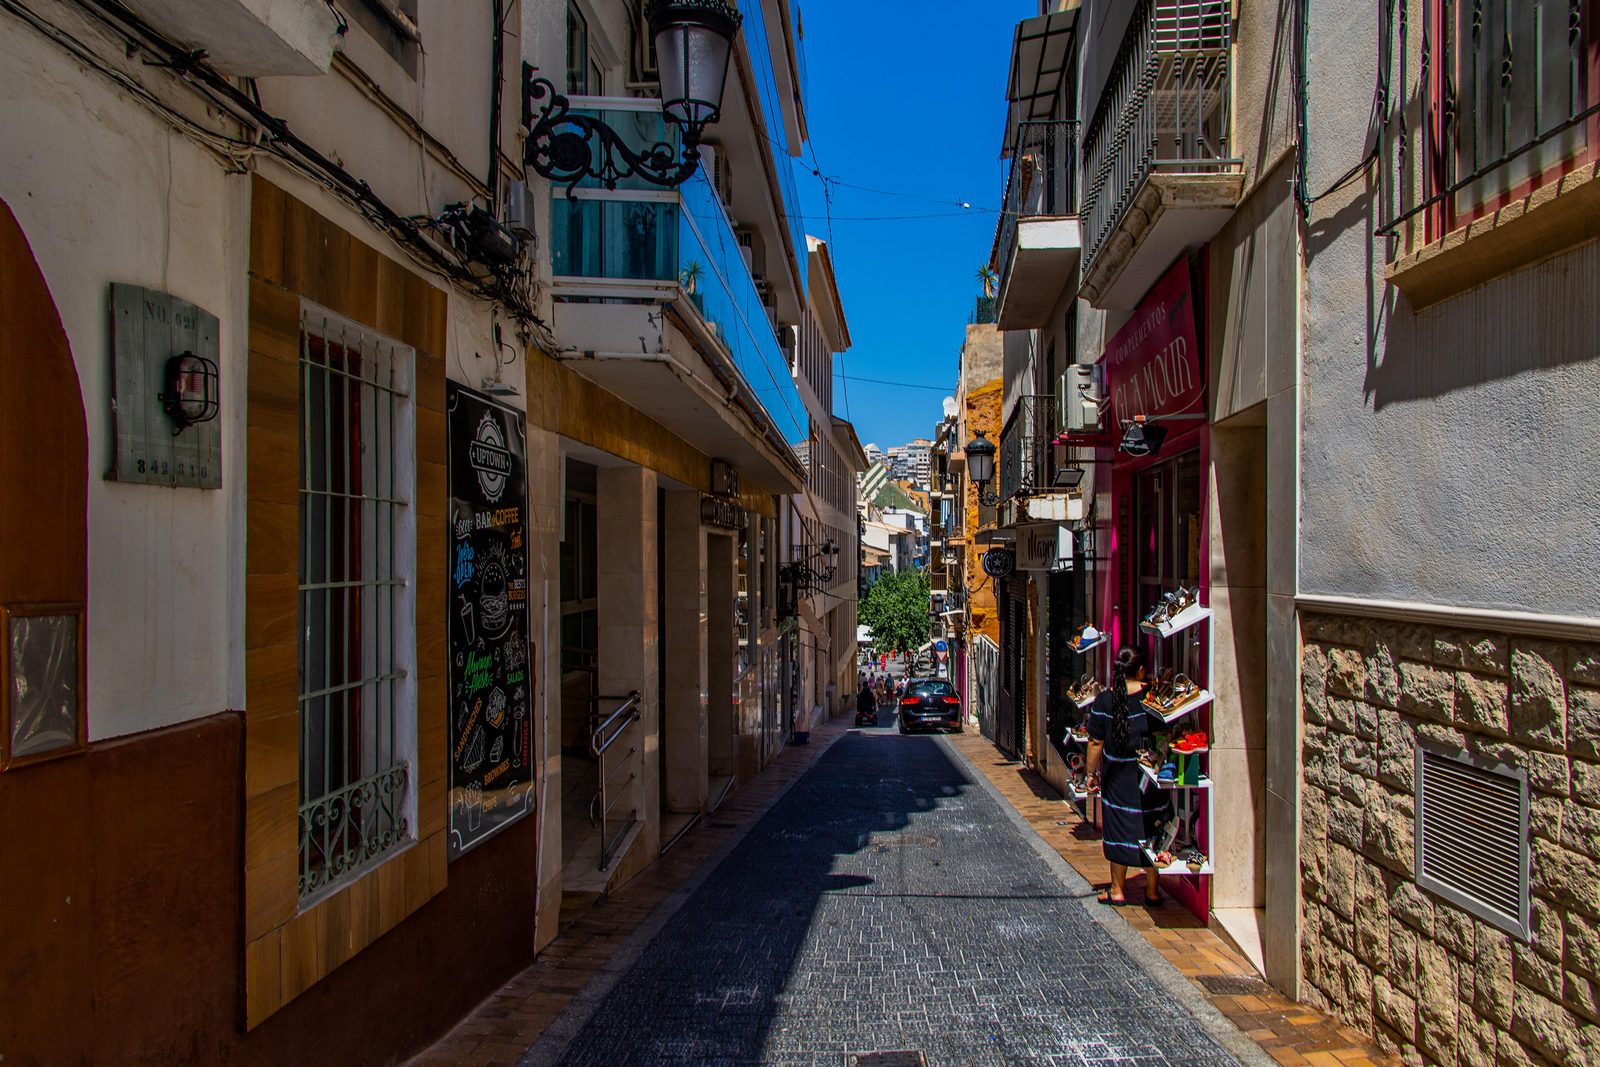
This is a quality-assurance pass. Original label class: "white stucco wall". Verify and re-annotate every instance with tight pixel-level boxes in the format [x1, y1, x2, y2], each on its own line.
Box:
[1302, 1, 1600, 618]
[0, 5, 525, 741]
[0, 16, 250, 740]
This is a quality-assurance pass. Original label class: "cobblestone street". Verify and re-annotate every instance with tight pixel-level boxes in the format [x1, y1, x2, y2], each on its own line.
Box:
[526, 722, 1265, 1067]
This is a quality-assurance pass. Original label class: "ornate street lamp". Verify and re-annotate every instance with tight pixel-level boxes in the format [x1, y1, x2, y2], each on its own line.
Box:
[523, 0, 742, 192]
[964, 431, 998, 506]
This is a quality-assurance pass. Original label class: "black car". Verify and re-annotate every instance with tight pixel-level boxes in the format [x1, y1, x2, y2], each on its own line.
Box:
[896, 678, 963, 734]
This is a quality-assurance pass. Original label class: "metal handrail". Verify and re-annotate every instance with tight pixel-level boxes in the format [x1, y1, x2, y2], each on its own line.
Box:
[589, 690, 641, 757]
[590, 689, 642, 872]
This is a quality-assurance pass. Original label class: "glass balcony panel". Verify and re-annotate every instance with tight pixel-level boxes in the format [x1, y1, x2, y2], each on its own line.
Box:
[551, 171, 808, 456]
[551, 197, 678, 281]
[679, 172, 808, 450]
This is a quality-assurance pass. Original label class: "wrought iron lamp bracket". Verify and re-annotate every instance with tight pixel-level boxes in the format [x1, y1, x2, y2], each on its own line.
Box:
[522, 67, 703, 196]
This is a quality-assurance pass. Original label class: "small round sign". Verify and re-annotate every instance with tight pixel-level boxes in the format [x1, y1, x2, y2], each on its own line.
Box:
[982, 547, 1015, 578]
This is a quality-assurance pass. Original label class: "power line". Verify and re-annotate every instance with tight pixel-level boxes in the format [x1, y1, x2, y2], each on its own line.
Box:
[834, 372, 953, 392]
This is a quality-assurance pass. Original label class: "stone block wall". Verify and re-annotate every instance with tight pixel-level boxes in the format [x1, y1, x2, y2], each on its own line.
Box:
[1298, 613, 1600, 1067]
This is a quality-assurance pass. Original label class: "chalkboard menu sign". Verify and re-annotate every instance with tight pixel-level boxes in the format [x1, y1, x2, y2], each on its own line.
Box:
[446, 382, 535, 859]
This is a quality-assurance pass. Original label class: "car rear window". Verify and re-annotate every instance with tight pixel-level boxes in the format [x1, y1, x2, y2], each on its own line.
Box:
[908, 681, 956, 697]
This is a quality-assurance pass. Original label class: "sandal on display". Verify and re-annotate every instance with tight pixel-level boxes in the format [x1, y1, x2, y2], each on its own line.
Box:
[1157, 760, 1178, 783]
[1163, 675, 1201, 712]
[1136, 748, 1160, 770]
[1184, 849, 1208, 873]
[1171, 586, 1197, 613]
[1172, 730, 1209, 753]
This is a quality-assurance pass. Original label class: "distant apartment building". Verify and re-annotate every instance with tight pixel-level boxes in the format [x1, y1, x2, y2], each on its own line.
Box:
[885, 438, 933, 491]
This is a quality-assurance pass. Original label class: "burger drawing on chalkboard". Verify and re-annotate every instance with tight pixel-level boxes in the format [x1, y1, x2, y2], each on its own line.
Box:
[478, 543, 510, 637]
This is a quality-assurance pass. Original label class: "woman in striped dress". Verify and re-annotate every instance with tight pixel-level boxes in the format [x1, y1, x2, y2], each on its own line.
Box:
[1084, 646, 1171, 906]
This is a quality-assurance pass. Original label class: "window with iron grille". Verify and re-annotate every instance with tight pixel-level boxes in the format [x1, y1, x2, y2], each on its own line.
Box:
[297, 304, 417, 903]
[1415, 741, 1531, 940]
[1380, 0, 1596, 242]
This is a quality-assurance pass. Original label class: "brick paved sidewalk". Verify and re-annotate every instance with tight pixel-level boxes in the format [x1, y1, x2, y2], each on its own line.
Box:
[407, 720, 853, 1067]
[946, 732, 1397, 1067]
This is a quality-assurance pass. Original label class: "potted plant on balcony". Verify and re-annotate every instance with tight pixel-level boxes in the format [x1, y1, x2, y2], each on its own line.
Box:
[678, 260, 706, 313]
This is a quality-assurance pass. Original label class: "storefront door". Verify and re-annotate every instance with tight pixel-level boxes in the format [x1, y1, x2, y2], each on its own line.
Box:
[1130, 449, 1202, 677]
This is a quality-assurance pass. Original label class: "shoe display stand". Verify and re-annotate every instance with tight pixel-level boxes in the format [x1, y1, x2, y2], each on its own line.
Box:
[1139, 601, 1214, 878]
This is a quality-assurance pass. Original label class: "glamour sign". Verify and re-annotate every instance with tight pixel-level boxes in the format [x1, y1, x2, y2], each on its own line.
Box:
[1100, 259, 1203, 428]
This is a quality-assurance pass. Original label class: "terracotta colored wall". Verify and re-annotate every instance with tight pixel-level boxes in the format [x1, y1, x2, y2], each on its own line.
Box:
[963, 379, 1002, 645]
[0, 714, 541, 1065]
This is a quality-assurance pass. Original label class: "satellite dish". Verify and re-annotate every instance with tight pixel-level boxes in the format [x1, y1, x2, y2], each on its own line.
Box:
[941, 396, 958, 418]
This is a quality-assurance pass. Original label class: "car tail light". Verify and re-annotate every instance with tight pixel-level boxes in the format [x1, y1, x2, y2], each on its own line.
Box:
[900, 697, 918, 706]
[942, 696, 960, 705]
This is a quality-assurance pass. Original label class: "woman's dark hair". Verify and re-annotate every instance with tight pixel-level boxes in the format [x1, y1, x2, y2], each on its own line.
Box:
[1109, 645, 1147, 752]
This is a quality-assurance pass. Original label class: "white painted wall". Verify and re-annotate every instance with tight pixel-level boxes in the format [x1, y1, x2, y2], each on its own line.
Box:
[1302, 0, 1600, 618]
[0, 14, 249, 739]
[1, 3, 527, 741]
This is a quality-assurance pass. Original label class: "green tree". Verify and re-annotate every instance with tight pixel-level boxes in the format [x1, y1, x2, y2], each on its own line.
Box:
[859, 568, 931, 659]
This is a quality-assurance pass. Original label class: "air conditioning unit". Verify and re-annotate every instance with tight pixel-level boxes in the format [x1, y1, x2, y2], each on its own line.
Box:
[700, 144, 733, 208]
[736, 228, 762, 275]
[1064, 364, 1103, 432]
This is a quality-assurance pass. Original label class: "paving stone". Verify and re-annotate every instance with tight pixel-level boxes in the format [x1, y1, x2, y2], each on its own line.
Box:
[549, 733, 1240, 1066]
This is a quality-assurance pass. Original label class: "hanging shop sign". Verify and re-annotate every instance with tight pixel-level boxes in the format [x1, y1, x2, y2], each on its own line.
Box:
[1100, 258, 1203, 428]
[982, 547, 1016, 578]
[1017, 522, 1069, 571]
[700, 494, 748, 529]
[446, 382, 535, 860]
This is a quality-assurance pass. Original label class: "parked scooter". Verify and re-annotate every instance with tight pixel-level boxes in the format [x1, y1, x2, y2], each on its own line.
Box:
[855, 684, 878, 726]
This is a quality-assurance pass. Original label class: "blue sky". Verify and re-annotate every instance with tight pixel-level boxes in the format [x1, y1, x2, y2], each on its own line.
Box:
[795, 0, 1034, 452]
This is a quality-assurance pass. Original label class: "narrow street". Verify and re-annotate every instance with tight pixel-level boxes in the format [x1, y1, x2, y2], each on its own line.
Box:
[527, 721, 1258, 1067]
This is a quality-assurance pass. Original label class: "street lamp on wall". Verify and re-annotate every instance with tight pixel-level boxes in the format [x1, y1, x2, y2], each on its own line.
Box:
[963, 431, 998, 507]
[523, 0, 742, 192]
[779, 540, 840, 602]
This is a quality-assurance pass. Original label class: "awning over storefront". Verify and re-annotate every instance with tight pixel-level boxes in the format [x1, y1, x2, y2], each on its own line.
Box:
[1003, 5, 1081, 154]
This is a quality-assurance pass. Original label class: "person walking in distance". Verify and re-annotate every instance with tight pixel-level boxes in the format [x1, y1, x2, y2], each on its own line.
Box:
[1083, 646, 1171, 906]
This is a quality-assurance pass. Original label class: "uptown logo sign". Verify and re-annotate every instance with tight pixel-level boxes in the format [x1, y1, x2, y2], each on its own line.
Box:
[469, 412, 513, 502]
[1100, 259, 1203, 428]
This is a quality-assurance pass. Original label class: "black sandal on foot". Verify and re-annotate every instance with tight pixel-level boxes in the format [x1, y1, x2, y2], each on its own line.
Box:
[1144, 891, 1164, 906]
[1096, 890, 1127, 907]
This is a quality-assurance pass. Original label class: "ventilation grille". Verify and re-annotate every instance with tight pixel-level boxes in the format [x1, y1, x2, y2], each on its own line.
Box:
[1415, 743, 1530, 940]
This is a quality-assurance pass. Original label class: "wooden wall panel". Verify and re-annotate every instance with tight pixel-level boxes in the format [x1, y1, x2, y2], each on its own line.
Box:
[244, 175, 450, 1027]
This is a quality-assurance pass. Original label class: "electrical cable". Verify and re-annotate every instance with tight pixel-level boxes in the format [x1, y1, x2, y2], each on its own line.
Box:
[46, 0, 549, 330]
[836, 373, 955, 392]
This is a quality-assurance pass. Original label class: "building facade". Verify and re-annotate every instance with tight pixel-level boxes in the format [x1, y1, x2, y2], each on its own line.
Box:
[976, 2, 1600, 1061]
[789, 235, 867, 733]
[0, 0, 833, 1060]
[980, 0, 1298, 982]
[1296, 3, 1600, 1064]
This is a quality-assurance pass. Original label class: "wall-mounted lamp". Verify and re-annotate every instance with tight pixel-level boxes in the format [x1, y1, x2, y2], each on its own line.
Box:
[1118, 413, 1205, 458]
[1052, 466, 1086, 488]
[963, 430, 998, 506]
[524, 0, 742, 192]
[779, 539, 840, 600]
[159, 351, 219, 433]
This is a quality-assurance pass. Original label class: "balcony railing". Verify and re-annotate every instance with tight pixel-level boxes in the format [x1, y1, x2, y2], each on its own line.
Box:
[549, 99, 807, 452]
[1377, 0, 1595, 244]
[995, 119, 1080, 271]
[1079, 0, 1236, 270]
[999, 393, 1057, 501]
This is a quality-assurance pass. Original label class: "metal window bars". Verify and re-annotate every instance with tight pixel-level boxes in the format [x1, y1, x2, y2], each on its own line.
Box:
[1377, 0, 1594, 243]
[1079, 0, 1237, 271]
[589, 690, 643, 871]
[995, 119, 1082, 276]
[298, 307, 416, 902]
